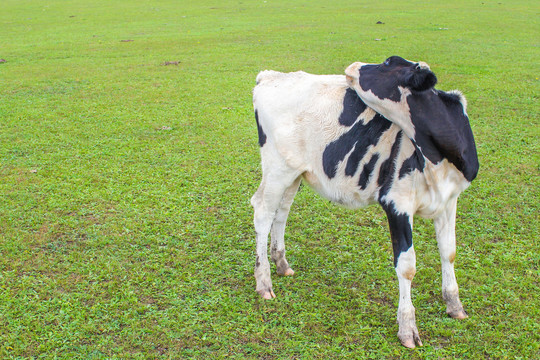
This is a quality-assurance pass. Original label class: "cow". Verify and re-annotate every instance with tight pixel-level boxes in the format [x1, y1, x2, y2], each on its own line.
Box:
[250, 56, 479, 348]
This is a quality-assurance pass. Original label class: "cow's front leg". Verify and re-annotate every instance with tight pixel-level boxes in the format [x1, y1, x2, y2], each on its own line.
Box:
[385, 206, 422, 349]
[434, 197, 468, 319]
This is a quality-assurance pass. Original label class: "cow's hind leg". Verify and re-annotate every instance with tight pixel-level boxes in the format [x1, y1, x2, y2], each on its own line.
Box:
[434, 197, 468, 319]
[270, 176, 301, 276]
[384, 205, 422, 349]
[252, 170, 300, 299]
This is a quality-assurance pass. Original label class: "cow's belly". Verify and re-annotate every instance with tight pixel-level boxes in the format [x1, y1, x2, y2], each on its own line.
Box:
[302, 170, 378, 209]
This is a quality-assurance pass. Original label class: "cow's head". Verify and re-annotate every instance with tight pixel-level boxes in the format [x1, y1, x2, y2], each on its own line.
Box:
[346, 56, 479, 182]
[345, 56, 437, 138]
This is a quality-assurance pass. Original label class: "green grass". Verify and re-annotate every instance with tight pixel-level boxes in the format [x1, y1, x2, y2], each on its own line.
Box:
[1, 0, 538, 358]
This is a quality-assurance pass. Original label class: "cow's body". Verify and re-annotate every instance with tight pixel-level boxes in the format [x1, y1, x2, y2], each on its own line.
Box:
[254, 71, 469, 216]
[251, 57, 479, 348]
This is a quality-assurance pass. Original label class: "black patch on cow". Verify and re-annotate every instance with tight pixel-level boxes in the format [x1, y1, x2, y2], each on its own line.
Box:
[377, 131, 402, 197]
[359, 64, 402, 102]
[358, 153, 379, 189]
[382, 203, 413, 267]
[399, 143, 425, 179]
[407, 91, 479, 182]
[255, 110, 267, 147]
[344, 114, 391, 177]
[323, 113, 392, 179]
[358, 56, 437, 101]
[339, 88, 367, 126]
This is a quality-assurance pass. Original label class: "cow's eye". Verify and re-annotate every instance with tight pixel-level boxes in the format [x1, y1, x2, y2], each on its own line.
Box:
[384, 58, 391, 66]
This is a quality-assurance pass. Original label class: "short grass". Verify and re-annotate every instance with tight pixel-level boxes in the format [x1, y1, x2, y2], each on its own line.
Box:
[1, 0, 538, 358]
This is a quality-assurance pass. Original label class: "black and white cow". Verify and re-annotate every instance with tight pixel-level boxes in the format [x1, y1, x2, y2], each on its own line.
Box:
[251, 56, 479, 348]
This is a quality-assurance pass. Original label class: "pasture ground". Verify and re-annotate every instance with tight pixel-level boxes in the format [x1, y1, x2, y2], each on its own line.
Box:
[1, 0, 538, 358]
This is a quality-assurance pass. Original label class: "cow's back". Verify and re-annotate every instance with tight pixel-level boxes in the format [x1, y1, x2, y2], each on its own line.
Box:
[253, 71, 353, 167]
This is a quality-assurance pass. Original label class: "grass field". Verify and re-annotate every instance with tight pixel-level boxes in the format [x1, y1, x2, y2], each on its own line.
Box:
[1, 0, 539, 358]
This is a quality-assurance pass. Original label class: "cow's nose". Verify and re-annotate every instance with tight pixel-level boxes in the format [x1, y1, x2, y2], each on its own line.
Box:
[345, 62, 365, 78]
[416, 61, 430, 70]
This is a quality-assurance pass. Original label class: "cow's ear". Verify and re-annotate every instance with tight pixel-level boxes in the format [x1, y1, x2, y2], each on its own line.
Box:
[403, 68, 437, 92]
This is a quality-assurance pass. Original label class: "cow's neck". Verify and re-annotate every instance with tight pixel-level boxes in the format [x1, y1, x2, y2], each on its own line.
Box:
[406, 90, 479, 182]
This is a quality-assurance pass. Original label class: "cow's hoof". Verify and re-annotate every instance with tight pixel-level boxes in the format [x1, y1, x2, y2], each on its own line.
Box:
[448, 309, 468, 319]
[278, 267, 295, 276]
[400, 336, 423, 349]
[257, 289, 276, 299]
[399, 329, 422, 349]
[401, 337, 416, 349]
